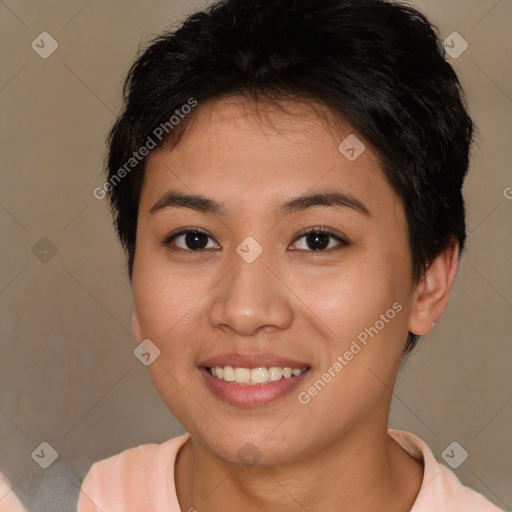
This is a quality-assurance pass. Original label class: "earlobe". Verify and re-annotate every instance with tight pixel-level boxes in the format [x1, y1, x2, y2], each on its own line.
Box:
[132, 308, 142, 342]
[408, 241, 460, 336]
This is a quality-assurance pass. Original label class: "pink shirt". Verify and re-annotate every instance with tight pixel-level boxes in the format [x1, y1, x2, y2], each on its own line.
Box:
[76, 429, 504, 511]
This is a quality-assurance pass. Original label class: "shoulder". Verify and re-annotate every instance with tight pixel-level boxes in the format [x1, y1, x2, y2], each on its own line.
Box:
[388, 429, 504, 512]
[77, 434, 189, 512]
[0, 472, 27, 512]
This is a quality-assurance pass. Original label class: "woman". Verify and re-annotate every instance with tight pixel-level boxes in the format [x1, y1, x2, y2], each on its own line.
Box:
[78, 0, 503, 510]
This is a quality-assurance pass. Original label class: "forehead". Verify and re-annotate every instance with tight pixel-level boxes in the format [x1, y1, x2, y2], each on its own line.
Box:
[141, 96, 399, 219]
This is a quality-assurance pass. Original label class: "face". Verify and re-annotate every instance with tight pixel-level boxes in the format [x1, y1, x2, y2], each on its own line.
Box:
[131, 96, 416, 466]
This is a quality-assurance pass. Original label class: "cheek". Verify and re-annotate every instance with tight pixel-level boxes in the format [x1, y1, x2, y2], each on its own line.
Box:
[293, 266, 407, 429]
[131, 258, 208, 414]
[132, 242, 212, 341]
[294, 256, 405, 347]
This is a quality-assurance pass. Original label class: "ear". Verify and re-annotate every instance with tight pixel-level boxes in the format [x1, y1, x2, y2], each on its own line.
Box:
[132, 308, 142, 342]
[408, 240, 460, 336]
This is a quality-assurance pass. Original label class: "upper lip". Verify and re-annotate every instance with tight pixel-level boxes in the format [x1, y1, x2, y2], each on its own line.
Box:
[200, 353, 311, 369]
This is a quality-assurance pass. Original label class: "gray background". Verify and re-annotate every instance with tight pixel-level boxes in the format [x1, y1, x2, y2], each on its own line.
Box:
[0, 0, 511, 510]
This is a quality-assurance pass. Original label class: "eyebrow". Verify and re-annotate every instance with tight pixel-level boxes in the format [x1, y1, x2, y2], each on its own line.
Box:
[150, 189, 371, 217]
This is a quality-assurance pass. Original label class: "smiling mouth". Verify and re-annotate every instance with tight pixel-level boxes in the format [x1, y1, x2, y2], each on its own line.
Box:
[205, 365, 309, 384]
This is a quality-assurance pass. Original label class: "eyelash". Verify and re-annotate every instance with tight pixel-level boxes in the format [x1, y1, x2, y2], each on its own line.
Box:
[161, 226, 348, 253]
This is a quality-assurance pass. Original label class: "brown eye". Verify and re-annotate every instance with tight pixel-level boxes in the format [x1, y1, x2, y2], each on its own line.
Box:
[163, 229, 220, 251]
[290, 227, 347, 252]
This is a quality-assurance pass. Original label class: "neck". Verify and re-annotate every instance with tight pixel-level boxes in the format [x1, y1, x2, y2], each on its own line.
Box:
[175, 408, 423, 512]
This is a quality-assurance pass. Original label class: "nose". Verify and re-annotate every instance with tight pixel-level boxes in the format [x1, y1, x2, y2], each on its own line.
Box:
[208, 246, 294, 337]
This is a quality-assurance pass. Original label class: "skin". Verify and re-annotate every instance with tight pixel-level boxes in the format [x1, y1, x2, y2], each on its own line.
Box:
[131, 96, 459, 511]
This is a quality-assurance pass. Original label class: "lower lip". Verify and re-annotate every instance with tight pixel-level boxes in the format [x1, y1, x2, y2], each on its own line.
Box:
[200, 367, 311, 407]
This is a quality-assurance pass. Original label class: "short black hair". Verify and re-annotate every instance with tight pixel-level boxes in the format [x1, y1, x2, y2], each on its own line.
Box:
[104, 0, 475, 356]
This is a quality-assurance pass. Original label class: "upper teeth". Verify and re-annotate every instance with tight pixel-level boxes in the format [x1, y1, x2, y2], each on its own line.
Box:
[209, 366, 306, 384]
